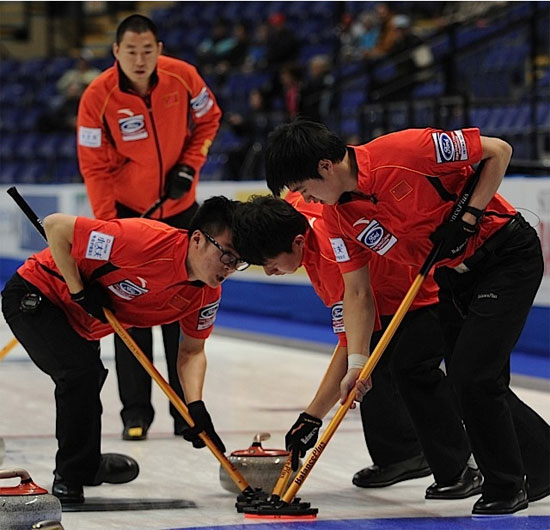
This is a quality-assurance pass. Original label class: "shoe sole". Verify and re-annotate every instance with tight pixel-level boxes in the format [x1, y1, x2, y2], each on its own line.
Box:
[472, 500, 528, 515]
[529, 487, 550, 502]
[426, 483, 483, 500]
[353, 467, 432, 488]
[122, 426, 147, 441]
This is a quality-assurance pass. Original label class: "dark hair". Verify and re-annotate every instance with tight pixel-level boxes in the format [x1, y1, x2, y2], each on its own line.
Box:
[232, 195, 308, 265]
[116, 14, 159, 44]
[265, 119, 347, 196]
[188, 196, 239, 237]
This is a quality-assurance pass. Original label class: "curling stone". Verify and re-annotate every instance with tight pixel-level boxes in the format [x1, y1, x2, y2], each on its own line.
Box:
[220, 433, 300, 495]
[0, 469, 62, 530]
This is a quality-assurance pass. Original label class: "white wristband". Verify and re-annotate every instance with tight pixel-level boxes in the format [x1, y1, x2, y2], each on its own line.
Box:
[348, 353, 369, 370]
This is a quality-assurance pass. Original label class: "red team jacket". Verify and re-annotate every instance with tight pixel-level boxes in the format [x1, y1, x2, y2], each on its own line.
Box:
[17, 217, 221, 341]
[77, 55, 222, 221]
[285, 192, 439, 345]
[323, 128, 516, 272]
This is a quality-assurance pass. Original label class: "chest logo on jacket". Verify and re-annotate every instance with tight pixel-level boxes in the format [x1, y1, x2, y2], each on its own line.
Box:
[107, 279, 149, 300]
[197, 299, 220, 330]
[117, 112, 148, 141]
[354, 218, 397, 256]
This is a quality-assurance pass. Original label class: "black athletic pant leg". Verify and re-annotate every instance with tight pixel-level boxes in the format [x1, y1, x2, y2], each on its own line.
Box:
[2, 274, 105, 485]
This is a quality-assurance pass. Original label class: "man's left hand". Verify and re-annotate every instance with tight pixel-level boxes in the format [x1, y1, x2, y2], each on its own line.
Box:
[165, 164, 195, 200]
[340, 369, 372, 407]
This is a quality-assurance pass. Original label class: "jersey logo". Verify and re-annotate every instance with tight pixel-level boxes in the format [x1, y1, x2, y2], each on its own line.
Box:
[191, 86, 214, 118]
[86, 231, 114, 260]
[78, 126, 101, 148]
[330, 238, 350, 262]
[107, 280, 149, 300]
[118, 114, 148, 141]
[432, 130, 468, 163]
[354, 218, 397, 256]
[197, 299, 220, 330]
[331, 301, 345, 334]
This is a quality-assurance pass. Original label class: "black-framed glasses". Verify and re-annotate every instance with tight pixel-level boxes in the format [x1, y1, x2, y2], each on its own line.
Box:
[201, 231, 250, 271]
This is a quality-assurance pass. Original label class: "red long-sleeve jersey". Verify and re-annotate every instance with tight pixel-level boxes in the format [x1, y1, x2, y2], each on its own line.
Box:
[77, 55, 222, 220]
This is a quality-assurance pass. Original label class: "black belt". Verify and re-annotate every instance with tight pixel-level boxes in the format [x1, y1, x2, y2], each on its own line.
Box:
[460, 213, 526, 271]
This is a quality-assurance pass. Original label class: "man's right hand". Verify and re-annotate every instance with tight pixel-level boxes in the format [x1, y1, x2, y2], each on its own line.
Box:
[70, 282, 113, 323]
[285, 412, 322, 471]
[182, 400, 226, 453]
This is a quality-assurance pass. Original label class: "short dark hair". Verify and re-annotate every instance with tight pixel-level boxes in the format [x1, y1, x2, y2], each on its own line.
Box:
[188, 196, 239, 237]
[232, 195, 308, 265]
[265, 120, 347, 196]
[116, 14, 159, 44]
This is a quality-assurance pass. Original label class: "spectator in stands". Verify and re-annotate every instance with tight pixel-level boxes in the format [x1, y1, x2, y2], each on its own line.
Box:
[198, 19, 249, 78]
[37, 50, 100, 132]
[244, 22, 269, 71]
[77, 14, 222, 443]
[265, 12, 299, 69]
[363, 2, 400, 60]
[197, 17, 235, 74]
[279, 63, 303, 120]
[224, 88, 272, 181]
[300, 54, 335, 124]
[377, 15, 434, 100]
[339, 10, 381, 62]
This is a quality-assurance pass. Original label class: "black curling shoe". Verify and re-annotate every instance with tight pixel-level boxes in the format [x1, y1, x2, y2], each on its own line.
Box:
[425, 466, 483, 499]
[52, 476, 84, 504]
[85, 453, 140, 486]
[473, 487, 528, 515]
[353, 453, 431, 488]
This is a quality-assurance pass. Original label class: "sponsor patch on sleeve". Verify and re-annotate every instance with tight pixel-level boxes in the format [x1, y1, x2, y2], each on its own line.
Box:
[431, 130, 469, 163]
[330, 238, 350, 262]
[78, 126, 102, 148]
[190, 86, 214, 118]
[85, 231, 114, 261]
[331, 301, 345, 334]
[197, 299, 220, 330]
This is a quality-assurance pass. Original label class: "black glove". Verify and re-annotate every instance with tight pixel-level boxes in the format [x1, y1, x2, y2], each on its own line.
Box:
[183, 400, 226, 453]
[430, 218, 477, 262]
[70, 282, 113, 323]
[165, 164, 195, 200]
[285, 412, 322, 471]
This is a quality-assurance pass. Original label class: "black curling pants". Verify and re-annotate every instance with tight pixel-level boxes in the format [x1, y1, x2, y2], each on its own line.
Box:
[435, 216, 550, 501]
[2, 273, 106, 485]
[361, 305, 471, 483]
[113, 202, 199, 431]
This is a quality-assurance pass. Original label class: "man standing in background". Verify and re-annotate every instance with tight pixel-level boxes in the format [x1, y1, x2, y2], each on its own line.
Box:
[77, 14, 222, 441]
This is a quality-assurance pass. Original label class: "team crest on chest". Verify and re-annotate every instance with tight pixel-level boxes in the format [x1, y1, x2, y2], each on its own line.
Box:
[197, 299, 220, 330]
[107, 280, 149, 300]
[353, 218, 397, 255]
[117, 112, 148, 141]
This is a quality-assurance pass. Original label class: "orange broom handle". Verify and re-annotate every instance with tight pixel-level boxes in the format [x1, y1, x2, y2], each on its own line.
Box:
[271, 342, 342, 497]
[104, 308, 251, 492]
[281, 273, 427, 503]
[0, 337, 19, 362]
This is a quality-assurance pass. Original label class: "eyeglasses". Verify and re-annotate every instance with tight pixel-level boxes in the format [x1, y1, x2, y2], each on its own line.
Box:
[201, 231, 250, 272]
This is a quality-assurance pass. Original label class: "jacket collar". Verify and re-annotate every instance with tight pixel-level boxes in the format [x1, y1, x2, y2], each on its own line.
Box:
[116, 61, 159, 95]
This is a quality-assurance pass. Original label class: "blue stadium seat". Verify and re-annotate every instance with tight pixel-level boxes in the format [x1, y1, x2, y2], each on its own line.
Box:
[17, 161, 49, 183]
[36, 133, 65, 160]
[15, 132, 42, 159]
[0, 161, 22, 183]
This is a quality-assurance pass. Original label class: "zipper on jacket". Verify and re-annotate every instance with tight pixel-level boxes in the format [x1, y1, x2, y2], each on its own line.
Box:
[144, 94, 164, 217]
